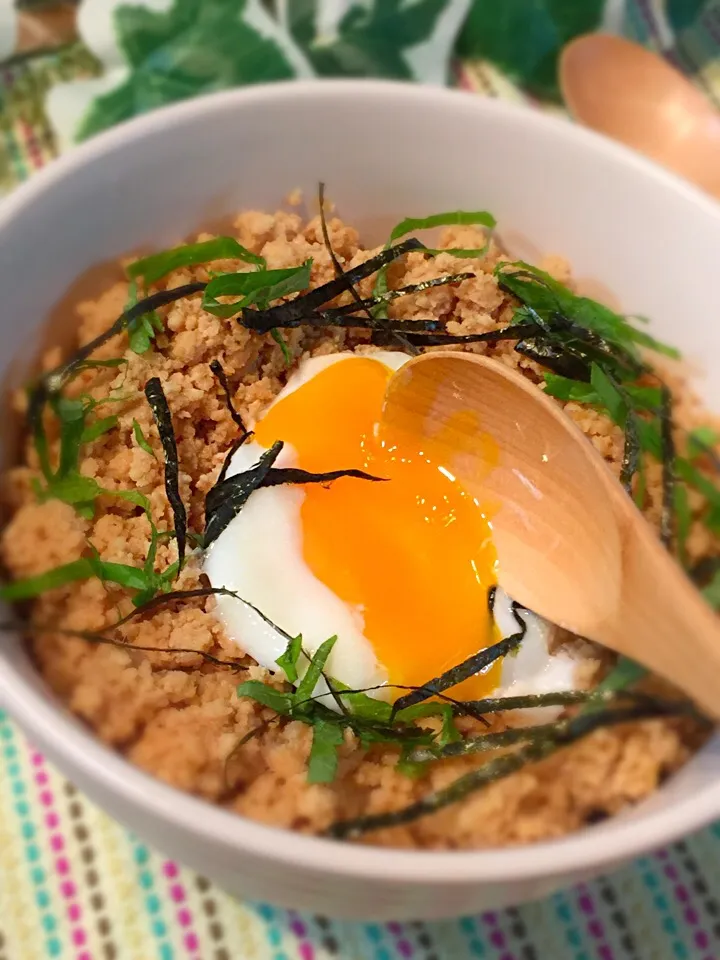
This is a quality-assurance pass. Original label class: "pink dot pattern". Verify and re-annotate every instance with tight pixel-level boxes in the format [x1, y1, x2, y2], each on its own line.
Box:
[30, 750, 89, 960]
[162, 860, 202, 960]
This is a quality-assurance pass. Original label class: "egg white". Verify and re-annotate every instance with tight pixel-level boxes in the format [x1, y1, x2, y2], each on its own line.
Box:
[204, 353, 408, 697]
[204, 351, 586, 713]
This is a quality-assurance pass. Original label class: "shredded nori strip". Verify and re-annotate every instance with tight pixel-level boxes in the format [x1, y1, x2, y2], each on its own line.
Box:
[407, 692, 695, 763]
[315, 274, 473, 319]
[326, 699, 694, 839]
[369, 322, 543, 348]
[390, 604, 529, 717]
[209, 359, 248, 437]
[262, 466, 385, 488]
[204, 439, 385, 548]
[239, 238, 424, 332]
[216, 434, 253, 487]
[27, 383, 51, 476]
[112, 586, 229, 626]
[514, 337, 592, 381]
[204, 440, 284, 547]
[620, 406, 641, 494]
[408, 722, 558, 762]
[266, 679, 492, 725]
[94, 583, 493, 729]
[512, 304, 644, 383]
[460, 690, 593, 714]
[25, 283, 207, 467]
[44, 283, 206, 395]
[210, 358, 253, 486]
[144, 377, 188, 569]
[319, 183, 373, 315]
[660, 386, 676, 548]
[0, 619, 246, 671]
[5, 587, 295, 673]
[247, 314, 445, 333]
[318, 182, 417, 355]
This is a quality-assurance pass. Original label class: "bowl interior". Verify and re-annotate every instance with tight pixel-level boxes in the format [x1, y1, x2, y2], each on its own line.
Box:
[0, 81, 719, 894]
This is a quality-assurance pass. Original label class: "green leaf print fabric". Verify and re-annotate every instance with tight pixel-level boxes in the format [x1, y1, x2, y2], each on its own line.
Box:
[2, 0, 720, 184]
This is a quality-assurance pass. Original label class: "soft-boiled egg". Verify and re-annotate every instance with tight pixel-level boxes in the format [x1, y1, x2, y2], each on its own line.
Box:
[205, 351, 581, 708]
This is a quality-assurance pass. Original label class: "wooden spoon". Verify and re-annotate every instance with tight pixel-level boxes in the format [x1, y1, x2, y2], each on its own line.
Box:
[560, 33, 720, 202]
[383, 351, 720, 718]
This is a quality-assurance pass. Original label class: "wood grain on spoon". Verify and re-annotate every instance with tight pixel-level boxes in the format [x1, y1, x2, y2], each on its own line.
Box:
[383, 351, 720, 718]
[560, 33, 720, 202]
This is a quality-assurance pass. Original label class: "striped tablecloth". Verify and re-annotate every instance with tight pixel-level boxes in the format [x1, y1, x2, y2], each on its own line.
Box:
[2, 2, 720, 958]
[3, 702, 720, 960]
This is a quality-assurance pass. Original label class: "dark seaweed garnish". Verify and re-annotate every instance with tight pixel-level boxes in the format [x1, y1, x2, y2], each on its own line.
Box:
[144, 377, 187, 570]
[459, 690, 593, 714]
[620, 406, 641, 494]
[390, 602, 528, 717]
[209, 360, 248, 437]
[660, 386, 676, 548]
[406, 690, 696, 763]
[390, 630, 525, 717]
[248, 314, 446, 333]
[496, 263, 677, 361]
[24, 283, 206, 518]
[317, 182, 417, 355]
[408, 722, 558, 762]
[318, 184, 372, 315]
[239, 238, 424, 332]
[261, 466, 385, 487]
[209, 359, 253, 487]
[44, 283, 206, 395]
[514, 336, 593, 380]
[326, 698, 697, 840]
[320, 274, 474, 317]
[368, 322, 543, 348]
[372, 209, 495, 318]
[204, 440, 284, 547]
[203, 439, 385, 548]
[0, 616, 247, 670]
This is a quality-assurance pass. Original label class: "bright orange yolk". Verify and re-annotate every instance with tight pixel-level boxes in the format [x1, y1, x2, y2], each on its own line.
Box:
[254, 357, 499, 699]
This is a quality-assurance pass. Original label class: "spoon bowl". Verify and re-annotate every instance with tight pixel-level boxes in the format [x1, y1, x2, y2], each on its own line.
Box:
[384, 351, 720, 717]
[560, 33, 720, 202]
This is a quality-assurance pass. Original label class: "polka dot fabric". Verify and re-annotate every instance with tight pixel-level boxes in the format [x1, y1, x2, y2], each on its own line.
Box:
[1, 710, 720, 959]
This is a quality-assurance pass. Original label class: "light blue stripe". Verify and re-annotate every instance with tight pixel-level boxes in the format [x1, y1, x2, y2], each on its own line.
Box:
[0, 711, 62, 958]
[129, 835, 175, 960]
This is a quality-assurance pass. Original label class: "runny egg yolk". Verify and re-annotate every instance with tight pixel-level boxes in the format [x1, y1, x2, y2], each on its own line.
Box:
[254, 356, 500, 699]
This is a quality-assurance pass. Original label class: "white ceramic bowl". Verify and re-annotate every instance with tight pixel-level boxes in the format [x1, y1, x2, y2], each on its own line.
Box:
[1, 81, 720, 922]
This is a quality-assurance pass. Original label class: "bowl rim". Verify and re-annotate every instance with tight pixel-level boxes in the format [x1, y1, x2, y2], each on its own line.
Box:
[1, 78, 719, 886]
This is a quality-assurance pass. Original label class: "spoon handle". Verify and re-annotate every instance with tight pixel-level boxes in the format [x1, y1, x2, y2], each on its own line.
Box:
[602, 494, 720, 718]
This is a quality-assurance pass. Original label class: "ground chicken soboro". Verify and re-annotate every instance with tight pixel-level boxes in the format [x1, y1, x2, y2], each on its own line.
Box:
[0, 210, 711, 849]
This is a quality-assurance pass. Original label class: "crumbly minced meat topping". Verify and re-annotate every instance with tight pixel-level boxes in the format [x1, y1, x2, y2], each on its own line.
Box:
[1, 210, 710, 848]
